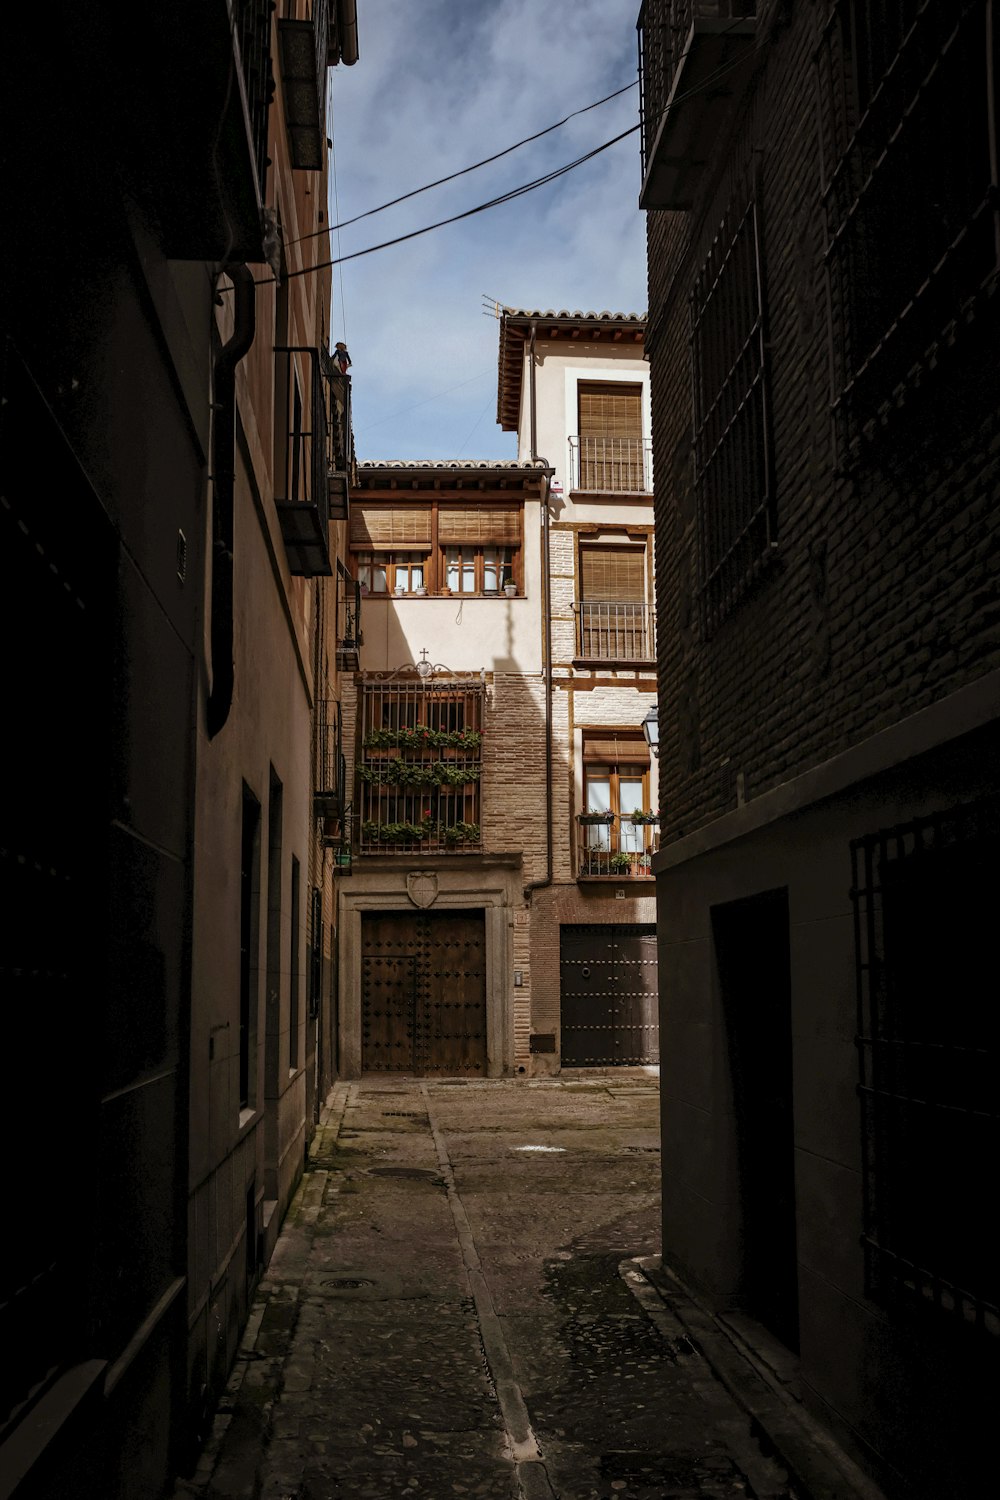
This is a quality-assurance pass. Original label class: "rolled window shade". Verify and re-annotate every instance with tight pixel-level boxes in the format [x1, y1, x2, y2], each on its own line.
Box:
[580, 546, 645, 600]
[438, 505, 521, 544]
[583, 736, 649, 764]
[350, 504, 432, 548]
[578, 383, 642, 439]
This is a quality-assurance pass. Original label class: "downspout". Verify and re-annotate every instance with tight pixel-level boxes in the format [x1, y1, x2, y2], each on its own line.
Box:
[524, 317, 554, 900]
[207, 264, 256, 739]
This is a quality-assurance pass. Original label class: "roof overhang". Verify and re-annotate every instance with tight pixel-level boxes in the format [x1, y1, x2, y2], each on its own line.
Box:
[496, 309, 646, 433]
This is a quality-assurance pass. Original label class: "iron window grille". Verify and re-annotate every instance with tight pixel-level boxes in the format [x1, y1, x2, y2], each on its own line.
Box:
[357, 679, 484, 855]
[817, 0, 1000, 454]
[851, 796, 1000, 1337]
[575, 544, 655, 662]
[315, 699, 345, 818]
[274, 346, 332, 575]
[234, 0, 275, 200]
[691, 185, 774, 634]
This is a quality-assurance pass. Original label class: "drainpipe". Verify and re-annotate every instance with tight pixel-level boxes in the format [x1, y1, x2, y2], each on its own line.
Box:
[524, 317, 554, 900]
[207, 264, 256, 739]
[336, 0, 360, 65]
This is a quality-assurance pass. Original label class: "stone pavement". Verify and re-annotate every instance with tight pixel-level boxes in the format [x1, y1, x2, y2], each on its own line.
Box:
[173, 1076, 808, 1500]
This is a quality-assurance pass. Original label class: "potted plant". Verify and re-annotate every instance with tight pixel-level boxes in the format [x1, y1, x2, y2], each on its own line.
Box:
[627, 809, 659, 826]
[609, 851, 633, 873]
[414, 584, 427, 596]
[393, 582, 406, 596]
[503, 580, 517, 598]
[577, 810, 615, 826]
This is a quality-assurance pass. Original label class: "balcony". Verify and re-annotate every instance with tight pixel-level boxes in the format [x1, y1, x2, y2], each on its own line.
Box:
[574, 602, 656, 664]
[274, 346, 333, 576]
[278, 0, 331, 171]
[137, 0, 274, 259]
[337, 574, 363, 670]
[357, 681, 484, 856]
[638, 0, 757, 210]
[568, 436, 652, 494]
[577, 815, 658, 879]
[315, 699, 346, 838]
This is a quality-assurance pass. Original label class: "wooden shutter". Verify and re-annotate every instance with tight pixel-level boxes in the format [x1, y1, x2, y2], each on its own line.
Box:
[580, 546, 645, 601]
[438, 505, 521, 544]
[350, 503, 432, 549]
[578, 384, 642, 439]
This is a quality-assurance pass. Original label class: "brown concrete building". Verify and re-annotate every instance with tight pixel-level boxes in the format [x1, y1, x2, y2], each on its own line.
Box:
[1, 4, 359, 1496]
[639, 2, 999, 1497]
[335, 311, 659, 1077]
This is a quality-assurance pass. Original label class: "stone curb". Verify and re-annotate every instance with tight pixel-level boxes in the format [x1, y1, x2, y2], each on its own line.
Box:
[620, 1256, 890, 1500]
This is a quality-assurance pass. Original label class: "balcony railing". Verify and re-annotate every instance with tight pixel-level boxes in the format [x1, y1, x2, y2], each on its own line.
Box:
[278, 0, 331, 170]
[637, 0, 757, 210]
[575, 602, 656, 662]
[274, 345, 332, 576]
[337, 574, 363, 669]
[577, 816, 658, 878]
[568, 435, 652, 493]
[357, 681, 484, 855]
[315, 699, 345, 823]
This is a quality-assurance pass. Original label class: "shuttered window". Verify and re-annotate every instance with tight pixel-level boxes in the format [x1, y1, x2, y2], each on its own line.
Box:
[580, 547, 646, 601]
[578, 384, 642, 439]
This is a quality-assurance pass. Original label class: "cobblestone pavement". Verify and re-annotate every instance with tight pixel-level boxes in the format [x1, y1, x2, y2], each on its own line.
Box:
[176, 1076, 799, 1500]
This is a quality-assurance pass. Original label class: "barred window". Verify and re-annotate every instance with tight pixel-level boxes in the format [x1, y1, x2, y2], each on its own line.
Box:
[852, 797, 999, 1335]
[691, 187, 774, 633]
[818, 1, 1000, 448]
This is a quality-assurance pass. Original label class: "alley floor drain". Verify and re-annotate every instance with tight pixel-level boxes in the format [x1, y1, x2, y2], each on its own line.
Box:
[322, 1277, 375, 1290]
[368, 1166, 440, 1179]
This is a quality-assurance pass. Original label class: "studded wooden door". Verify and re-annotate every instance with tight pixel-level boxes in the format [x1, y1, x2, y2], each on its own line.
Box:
[560, 924, 659, 1066]
[361, 910, 487, 1074]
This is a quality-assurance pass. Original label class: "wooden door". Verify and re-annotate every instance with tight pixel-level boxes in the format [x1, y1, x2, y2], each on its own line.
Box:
[560, 924, 659, 1066]
[361, 910, 486, 1074]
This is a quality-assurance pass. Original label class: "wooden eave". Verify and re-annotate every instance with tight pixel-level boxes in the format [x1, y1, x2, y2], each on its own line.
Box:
[497, 314, 646, 433]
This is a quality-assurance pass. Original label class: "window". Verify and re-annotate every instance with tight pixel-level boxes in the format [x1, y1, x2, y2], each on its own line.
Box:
[571, 383, 649, 492]
[355, 551, 428, 594]
[240, 785, 262, 1111]
[578, 735, 656, 878]
[577, 543, 653, 661]
[691, 186, 773, 633]
[289, 855, 300, 1070]
[350, 500, 521, 595]
[818, 1, 998, 448]
[358, 679, 484, 853]
[852, 797, 999, 1335]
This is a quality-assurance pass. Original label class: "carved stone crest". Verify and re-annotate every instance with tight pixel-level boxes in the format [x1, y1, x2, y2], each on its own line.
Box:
[406, 871, 439, 909]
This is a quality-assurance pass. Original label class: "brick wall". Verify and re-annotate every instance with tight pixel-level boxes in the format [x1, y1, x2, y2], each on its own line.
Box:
[645, 0, 1000, 844]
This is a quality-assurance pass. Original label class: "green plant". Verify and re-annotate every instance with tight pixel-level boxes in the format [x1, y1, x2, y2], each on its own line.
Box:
[360, 818, 434, 844]
[609, 851, 633, 872]
[362, 724, 482, 751]
[443, 821, 481, 845]
[358, 761, 481, 787]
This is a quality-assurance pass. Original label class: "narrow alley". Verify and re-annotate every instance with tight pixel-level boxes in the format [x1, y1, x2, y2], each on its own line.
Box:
[173, 1080, 853, 1500]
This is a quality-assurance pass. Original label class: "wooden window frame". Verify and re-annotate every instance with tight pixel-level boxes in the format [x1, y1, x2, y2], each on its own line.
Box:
[351, 498, 524, 596]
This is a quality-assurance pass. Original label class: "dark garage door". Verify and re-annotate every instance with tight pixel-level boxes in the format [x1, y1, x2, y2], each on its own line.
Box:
[560, 924, 659, 1066]
[361, 909, 487, 1074]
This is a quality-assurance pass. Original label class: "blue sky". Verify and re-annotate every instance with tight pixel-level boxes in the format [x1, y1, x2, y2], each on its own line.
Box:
[326, 0, 648, 462]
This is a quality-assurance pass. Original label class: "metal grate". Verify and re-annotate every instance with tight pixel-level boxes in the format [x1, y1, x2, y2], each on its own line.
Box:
[691, 185, 774, 634]
[638, 1, 758, 177]
[357, 680, 484, 855]
[575, 602, 656, 662]
[568, 435, 652, 493]
[234, 0, 274, 200]
[851, 796, 1000, 1335]
[274, 346, 331, 575]
[316, 699, 345, 809]
[817, 0, 999, 452]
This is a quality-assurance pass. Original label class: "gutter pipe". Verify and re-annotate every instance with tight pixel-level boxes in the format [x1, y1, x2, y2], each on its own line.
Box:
[207, 263, 256, 740]
[337, 0, 360, 64]
[524, 317, 555, 901]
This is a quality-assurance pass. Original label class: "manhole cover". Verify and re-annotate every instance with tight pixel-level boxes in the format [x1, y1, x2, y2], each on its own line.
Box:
[369, 1166, 440, 1179]
[322, 1277, 374, 1290]
[381, 1111, 420, 1117]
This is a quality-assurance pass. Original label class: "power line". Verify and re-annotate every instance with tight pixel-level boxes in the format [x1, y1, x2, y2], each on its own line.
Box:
[284, 78, 638, 251]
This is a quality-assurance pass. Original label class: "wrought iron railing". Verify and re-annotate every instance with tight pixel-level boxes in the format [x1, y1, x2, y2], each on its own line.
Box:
[337, 573, 362, 667]
[358, 680, 484, 855]
[278, 0, 331, 171]
[637, 1, 757, 175]
[274, 345, 331, 575]
[575, 602, 656, 661]
[568, 435, 652, 493]
[577, 817, 658, 878]
[315, 699, 345, 817]
[234, 0, 275, 198]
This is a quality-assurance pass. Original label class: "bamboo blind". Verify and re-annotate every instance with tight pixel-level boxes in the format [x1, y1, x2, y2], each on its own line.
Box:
[438, 506, 521, 544]
[578, 383, 642, 439]
[580, 546, 646, 600]
[583, 736, 649, 764]
[350, 503, 432, 549]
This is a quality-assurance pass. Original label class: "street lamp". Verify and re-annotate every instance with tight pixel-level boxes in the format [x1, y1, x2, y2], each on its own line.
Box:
[641, 703, 659, 755]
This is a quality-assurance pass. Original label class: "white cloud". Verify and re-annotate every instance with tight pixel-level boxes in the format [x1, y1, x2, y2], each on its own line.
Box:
[327, 0, 647, 461]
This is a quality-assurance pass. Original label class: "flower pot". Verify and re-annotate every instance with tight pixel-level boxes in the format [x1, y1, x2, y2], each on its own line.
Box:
[503, 584, 517, 598]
